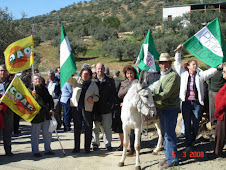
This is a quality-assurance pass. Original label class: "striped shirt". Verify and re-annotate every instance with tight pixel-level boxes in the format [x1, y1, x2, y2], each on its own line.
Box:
[186, 73, 197, 100]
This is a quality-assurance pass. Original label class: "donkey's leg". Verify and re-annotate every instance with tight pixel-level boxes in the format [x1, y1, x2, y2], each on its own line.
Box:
[119, 126, 130, 167]
[153, 121, 163, 155]
[134, 127, 141, 170]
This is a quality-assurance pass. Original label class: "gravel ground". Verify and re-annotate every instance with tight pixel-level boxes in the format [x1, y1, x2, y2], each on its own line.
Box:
[0, 117, 225, 170]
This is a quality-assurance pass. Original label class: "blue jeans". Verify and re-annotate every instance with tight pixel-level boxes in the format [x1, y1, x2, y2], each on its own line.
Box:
[158, 108, 179, 165]
[182, 101, 202, 147]
[61, 100, 72, 131]
[31, 120, 52, 154]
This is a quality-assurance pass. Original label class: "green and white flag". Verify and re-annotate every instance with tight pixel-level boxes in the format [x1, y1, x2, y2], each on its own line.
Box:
[135, 29, 160, 73]
[60, 22, 77, 89]
[183, 18, 226, 68]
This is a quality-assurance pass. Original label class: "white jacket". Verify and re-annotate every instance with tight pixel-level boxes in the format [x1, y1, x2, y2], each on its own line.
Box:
[68, 76, 99, 111]
[174, 52, 218, 105]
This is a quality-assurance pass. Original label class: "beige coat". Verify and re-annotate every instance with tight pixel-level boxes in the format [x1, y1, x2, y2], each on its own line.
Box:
[68, 76, 99, 112]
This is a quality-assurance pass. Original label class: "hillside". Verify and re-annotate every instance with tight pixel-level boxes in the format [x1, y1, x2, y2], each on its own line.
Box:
[6, 0, 226, 72]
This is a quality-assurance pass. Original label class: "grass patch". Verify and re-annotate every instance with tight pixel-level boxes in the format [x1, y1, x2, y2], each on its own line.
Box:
[35, 41, 59, 72]
[84, 49, 101, 57]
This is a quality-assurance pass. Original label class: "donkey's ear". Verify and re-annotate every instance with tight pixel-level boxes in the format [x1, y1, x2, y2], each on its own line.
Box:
[138, 70, 147, 86]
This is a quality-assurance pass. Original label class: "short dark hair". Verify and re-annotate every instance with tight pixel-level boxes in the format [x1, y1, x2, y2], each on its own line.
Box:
[80, 67, 92, 77]
[187, 60, 197, 66]
[123, 65, 138, 79]
[55, 67, 60, 72]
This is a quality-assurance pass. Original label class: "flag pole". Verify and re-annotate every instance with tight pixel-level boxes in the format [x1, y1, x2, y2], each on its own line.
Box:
[32, 64, 35, 91]
[31, 35, 35, 91]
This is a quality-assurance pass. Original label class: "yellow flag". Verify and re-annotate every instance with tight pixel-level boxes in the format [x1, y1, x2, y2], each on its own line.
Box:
[1, 76, 41, 122]
[4, 36, 34, 73]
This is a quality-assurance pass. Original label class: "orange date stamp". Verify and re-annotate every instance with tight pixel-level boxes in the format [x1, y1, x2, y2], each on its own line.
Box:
[172, 151, 205, 158]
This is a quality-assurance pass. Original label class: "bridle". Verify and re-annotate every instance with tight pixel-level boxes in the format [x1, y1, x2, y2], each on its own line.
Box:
[136, 86, 155, 115]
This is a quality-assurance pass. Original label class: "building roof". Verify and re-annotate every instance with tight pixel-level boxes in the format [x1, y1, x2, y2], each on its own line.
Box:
[164, 2, 226, 9]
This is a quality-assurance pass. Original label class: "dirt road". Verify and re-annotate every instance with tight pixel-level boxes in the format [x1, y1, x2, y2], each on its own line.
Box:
[0, 119, 225, 170]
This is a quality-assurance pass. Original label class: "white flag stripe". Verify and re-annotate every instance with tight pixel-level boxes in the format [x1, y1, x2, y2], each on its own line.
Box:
[60, 36, 72, 67]
[135, 56, 140, 66]
[143, 44, 156, 72]
[195, 27, 223, 57]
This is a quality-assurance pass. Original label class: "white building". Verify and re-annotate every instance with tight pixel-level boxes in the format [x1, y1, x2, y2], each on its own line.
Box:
[163, 2, 226, 26]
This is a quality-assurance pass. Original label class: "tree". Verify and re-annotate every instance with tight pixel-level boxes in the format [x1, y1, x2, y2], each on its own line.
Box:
[163, 16, 184, 34]
[103, 16, 120, 29]
[0, 8, 28, 64]
[100, 39, 140, 61]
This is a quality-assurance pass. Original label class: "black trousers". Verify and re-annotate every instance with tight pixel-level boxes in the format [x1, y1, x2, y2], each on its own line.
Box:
[215, 114, 226, 155]
[72, 107, 93, 152]
[14, 113, 20, 133]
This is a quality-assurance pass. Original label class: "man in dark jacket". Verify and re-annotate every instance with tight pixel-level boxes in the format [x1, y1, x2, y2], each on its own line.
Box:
[46, 70, 61, 129]
[92, 63, 116, 151]
[0, 64, 14, 156]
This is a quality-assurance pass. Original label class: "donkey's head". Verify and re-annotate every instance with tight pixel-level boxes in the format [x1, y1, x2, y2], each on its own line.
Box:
[130, 70, 156, 117]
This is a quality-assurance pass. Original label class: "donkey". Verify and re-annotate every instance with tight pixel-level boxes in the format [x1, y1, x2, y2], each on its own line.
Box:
[118, 70, 158, 170]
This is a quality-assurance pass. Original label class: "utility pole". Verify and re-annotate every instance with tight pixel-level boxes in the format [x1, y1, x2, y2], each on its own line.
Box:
[32, 24, 36, 37]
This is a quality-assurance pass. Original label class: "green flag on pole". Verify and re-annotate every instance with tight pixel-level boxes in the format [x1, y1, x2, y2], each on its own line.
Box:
[183, 18, 226, 68]
[60, 22, 77, 89]
[135, 29, 160, 72]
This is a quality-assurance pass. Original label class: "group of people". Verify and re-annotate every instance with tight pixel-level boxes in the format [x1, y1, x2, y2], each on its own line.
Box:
[0, 44, 225, 169]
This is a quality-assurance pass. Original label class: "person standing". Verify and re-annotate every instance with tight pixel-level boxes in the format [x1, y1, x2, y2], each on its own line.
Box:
[69, 67, 99, 153]
[0, 64, 14, 156]
[174, 45, 220, 153]
[214, 63, 226, 157]
[60, 82, 73, 132]
[9, 73, 21, 135]
[92, 63, 116, 151]
[55, 67, 60, 81]
[46, 70, 61, 129]
[21, 68, 32, 88]
[30, 74, 55, 157]
[208, 68, 226, 139]
[151, 53, 180, 168]
[118, 65, 138, 156]
[112, 70, 123, 151]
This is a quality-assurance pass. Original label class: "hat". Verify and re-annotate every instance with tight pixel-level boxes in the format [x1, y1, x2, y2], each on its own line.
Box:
[81, 63, 90, 69]
[112, 70, 120, 75]
[48, 70, 55, 75]
[105, 67, 110, 74]
[156, 53, 174, 62]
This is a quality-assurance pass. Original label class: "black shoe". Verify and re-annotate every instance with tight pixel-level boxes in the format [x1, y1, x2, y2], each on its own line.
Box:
[85, 150, 91, 154]
[14, 130, 21, 135]
[45, 151, 55, 155]
[107, 146, 112, 151]
[64, 128, 71, 132]
[93, 145, 99, 151]
[5, 152, 14, 157]
[116, 146, 123, 151]
[72, 149, 80, 153]
[178, 133, 185, 138]
[33, 153, 42, 157]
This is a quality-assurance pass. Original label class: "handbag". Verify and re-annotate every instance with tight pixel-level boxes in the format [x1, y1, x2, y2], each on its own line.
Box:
[48, 116, 58, 133]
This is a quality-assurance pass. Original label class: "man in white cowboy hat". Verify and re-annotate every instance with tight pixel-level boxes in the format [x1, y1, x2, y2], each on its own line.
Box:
[151, 52, 180, 169]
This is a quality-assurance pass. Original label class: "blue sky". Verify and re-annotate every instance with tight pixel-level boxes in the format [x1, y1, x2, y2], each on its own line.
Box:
[0, 0, 88, 20]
